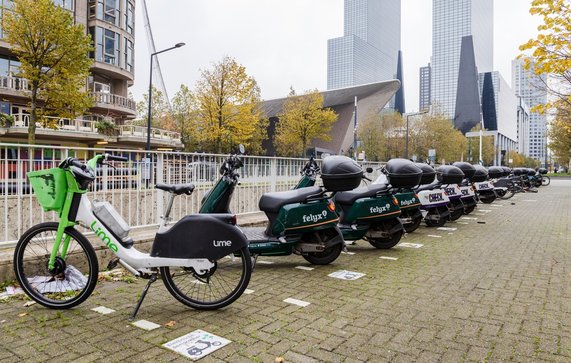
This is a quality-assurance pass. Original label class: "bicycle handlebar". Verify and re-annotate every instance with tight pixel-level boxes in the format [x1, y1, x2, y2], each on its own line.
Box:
[104, 154, 128, 162]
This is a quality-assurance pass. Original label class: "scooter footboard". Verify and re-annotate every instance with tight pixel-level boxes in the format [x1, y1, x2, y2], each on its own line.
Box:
[151, 214, 248, 260]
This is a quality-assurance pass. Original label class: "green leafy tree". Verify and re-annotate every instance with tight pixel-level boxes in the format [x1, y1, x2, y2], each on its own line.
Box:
[193, 56, 267, 154]
[357, 112, 404, 161]
[547, 101, 571, 168]
[410, 113, 467, 164]
[275, 89, 337, 157]
[135, 86, 172, 129]
[519, 0, 571, 113]
[4, 0, 94, 144]
[466, 124, 495, 165]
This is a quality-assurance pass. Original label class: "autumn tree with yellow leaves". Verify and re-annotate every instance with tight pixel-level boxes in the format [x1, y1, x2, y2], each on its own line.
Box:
[274, 89, 337, 157]
[519, 0, 571, 113]
[192, 56, 267, 154]
[4, 0, 94, 144]
[409, 113, 467, 164]
[357, 112, 404, 161]
[548, 101, 571, 168]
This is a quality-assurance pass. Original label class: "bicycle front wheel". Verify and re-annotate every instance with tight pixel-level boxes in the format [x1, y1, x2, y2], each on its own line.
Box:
[542, 176, 551, 186]
[14, 222, 99, 309]
[160, 246, 252, 310]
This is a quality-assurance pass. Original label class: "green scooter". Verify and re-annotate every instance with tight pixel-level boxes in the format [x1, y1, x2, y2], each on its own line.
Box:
[295, 157, 407, 249]
[199, 147, 360, 265]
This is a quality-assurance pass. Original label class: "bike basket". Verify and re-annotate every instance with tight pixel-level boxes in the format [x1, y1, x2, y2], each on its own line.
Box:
[27, 168, 68, 212]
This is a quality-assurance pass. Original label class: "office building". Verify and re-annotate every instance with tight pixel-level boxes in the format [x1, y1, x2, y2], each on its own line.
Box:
[0, 0, 181, 150]
[419, 64, 431, 112]
[327, 0, 401, 90]
[431, 0, 493, 119]
[512, 57, 548, 162]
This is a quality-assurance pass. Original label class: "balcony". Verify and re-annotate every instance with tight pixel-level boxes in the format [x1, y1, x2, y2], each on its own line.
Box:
[92, 91, 137, 116]
[1, 113, 182, 148]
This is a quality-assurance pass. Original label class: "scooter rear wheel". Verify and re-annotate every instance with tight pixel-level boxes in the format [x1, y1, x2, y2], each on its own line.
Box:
[403, 216, 422, 233]
[303, 243, 343, 265]
[425, 218, 446, 227]
[367, 230, 403, 249]
[160, 246, 252, 310]
[449, 207, 464, 221]
[463, 205, 476, 214]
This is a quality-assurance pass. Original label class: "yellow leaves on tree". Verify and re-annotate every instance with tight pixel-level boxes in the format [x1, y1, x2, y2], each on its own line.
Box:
[274, 90, 337, 157]
[411, 113, 467, 164]
[466, 124, 495, 165]
[547, 101, 571, 168]
[357, 112, 404, 161]
[519, 0, 571, 112]
[193, 56, 267, 154]
[4, 0, 94, 144]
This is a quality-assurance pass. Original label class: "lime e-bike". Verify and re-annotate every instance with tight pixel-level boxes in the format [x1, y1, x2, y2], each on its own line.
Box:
[14, 154, 252, 319]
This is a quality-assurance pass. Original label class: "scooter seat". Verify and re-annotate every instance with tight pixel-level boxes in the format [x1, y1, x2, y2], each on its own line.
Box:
[259, 186, 322, 213]
[335, 184, 388, 205]
[415, 181, 440, 193]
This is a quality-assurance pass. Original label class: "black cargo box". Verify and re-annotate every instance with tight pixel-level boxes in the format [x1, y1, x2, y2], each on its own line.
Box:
[320, 156, 363, 191]
[538, 168, 547, 175]
[471, 165, 489, 182]
[513, 167, 525, 176]
[487, 166, 504, 179]
[453, 162, 476, 180]
[502, 166, 512, 176]
[436, 165, 465, 184]
[385, 158, 423, 188]
[527, 168, 537, 176]
[414, 163, 436, 185]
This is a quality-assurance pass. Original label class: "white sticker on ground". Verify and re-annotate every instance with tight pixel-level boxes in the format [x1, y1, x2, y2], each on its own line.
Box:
[380, 256, 398, 260]
[478, 209, 492, 212]
[456, 222, 469, 225]
[328, 270, 366, 280]
[295, 266, 315, 271]
[437, 227, 457, 231]
[243, 289, 255, 294]
[256, 260, 274, 265]
[488, 204, 503, 207]
[462, 217, 478, 220]
[341, 251, 356, 255]
[132, 320, 161, 331]
[283, 298, 311, 307]
[163, 330, 231, 361]
[399, 242, 424, 249]
[91, 306, 115, 315]
[427, 235, 442, 238]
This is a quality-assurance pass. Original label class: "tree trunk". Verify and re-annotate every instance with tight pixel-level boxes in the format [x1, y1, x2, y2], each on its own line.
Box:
[28, 84, 39, 145]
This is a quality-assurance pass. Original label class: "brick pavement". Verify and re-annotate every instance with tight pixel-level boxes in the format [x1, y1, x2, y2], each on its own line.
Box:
[0, 181, 569, 362]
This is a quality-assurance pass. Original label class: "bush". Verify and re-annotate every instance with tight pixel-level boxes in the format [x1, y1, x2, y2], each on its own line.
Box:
[96, 119, 119, 136]
[0, 113, 14, 127]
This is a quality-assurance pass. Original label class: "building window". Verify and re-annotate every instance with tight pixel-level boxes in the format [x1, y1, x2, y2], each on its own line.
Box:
[53, 0, 74, 11]
[124, 0, 134, 34]
[89, 26, 121, 67]
[89, 0, 120, 27]
[124, 37, 133, 73]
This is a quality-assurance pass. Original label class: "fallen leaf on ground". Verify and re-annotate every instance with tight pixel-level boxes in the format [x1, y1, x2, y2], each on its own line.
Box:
[164, 320, 176, 327]
[23, 301, 36, 307]
[17, 312, 27, 317]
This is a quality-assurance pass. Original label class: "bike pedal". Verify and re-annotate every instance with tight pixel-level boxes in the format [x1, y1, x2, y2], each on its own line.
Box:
[106, 258, 120, 270]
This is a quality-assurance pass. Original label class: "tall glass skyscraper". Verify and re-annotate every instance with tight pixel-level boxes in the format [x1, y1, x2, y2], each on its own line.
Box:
[431, 0, 493, 118]
[327, 0, 401, 90]
[512, 58, 548, 161]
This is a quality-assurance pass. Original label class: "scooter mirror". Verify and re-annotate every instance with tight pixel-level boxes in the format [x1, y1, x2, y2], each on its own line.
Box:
[366, 167, 373, 173]
[238, 144, 245, 154]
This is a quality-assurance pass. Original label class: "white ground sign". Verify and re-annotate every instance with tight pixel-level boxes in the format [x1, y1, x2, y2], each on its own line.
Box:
[328, 270, 366, 280]
[163, 330, 231, 360]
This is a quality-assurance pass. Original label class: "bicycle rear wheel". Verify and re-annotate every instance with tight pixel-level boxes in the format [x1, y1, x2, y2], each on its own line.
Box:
[542, 176, 550, 186]
[160, 246, 252, 310]
[14, 222, 98, 309]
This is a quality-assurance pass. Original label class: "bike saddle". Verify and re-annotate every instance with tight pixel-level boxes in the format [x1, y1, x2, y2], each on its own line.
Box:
[415, 181, 441, 193]
[259, 186, 322, 213]
[155, 183, 195, 195]
[335, 184, 389, 206]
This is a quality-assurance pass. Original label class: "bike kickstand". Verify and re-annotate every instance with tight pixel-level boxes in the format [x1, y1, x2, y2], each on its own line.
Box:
[129, 273, 157, 321]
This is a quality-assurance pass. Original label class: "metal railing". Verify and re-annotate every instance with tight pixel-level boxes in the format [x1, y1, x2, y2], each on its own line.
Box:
[6, 113, 181, 142]
[0, 143, 383, 247]
[92, 91, 137, 112]
[0, 75, 31, 92]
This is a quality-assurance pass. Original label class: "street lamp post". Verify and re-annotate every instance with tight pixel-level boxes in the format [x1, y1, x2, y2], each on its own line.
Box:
[145, 42, 185, 157]
[405, 110, 428, 160]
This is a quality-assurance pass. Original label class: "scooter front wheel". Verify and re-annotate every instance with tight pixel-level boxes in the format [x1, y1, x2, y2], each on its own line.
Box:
[367, 230, 403, 249]
[160, 246, 252, 310]
[303, 243, 343, 265]
[449, 207, 464, 221]
[463, 205, 476, 214]
[403, 216, 422, 233]
[425, 218, 447, 227]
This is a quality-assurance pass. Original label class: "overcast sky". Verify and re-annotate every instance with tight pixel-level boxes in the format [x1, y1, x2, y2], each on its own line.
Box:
[131, 0, 542, 113]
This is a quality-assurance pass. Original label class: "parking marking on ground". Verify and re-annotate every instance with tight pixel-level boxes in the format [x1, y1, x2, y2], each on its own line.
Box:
[380, 256, 398, 260]
[295, 266, 314, 271]
[462, 217, 478, 220]
[457, 221, 469, 224]
[341, 251, 356, 255]
[163, 330, 231, 360]
[283, 298, 310, 307]
[328, 270, 366, 280]
[131, 320, 161, 331]
[257, 260, 274, 265]
[437, 227, 457, 231]
[243, 289, 255, 294]
[427, 235, 442, 238]
[399, 242, 424, 249]
[91, 306, 115, 315]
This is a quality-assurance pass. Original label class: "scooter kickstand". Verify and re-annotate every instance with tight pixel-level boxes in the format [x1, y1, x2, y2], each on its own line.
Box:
[251, 254, 259, 270]
[129, 273, 157, 321]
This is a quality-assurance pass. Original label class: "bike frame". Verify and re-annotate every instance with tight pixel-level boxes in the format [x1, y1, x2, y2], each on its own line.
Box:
[48, 168, 213, 275]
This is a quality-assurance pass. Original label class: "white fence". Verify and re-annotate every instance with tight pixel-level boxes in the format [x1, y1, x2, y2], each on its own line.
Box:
[0, 143, 383, 247]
